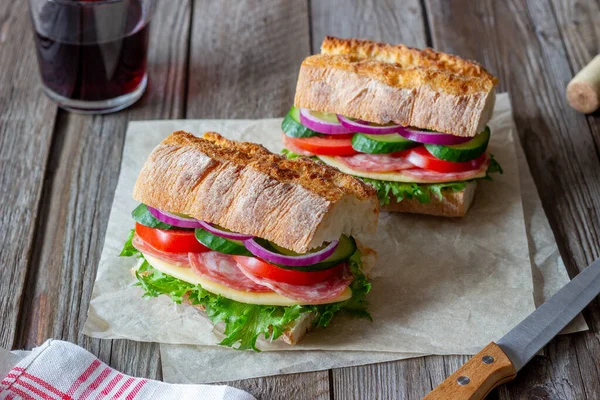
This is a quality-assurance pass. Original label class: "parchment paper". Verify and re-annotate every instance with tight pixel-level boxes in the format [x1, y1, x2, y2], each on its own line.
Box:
[158, 94, 587, 383]
[83, 94, 586, 371]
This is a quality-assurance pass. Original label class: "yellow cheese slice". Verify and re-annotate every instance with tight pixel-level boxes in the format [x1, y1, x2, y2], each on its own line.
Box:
[317, 155, 487, 183]
[141, 252, 352, 306]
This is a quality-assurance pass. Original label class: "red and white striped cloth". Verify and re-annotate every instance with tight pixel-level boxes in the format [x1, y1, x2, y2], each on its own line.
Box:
[0, 340, 255, 400]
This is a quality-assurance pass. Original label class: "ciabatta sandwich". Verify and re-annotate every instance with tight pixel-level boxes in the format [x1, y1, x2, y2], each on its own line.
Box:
[120, 131, 379, 350]
[281, 36, 502, 217]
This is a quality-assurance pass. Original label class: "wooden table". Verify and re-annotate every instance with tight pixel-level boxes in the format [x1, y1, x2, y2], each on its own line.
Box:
[1, 1, 599, 398]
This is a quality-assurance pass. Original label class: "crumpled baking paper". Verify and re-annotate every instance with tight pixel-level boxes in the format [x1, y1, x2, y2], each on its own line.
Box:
[83, 93, 587, 382]
[157, 94, 587, 383]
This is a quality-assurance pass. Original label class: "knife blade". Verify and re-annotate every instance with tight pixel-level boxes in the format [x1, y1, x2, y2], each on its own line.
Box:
[424, 257, 600, 400]
[496, 257, 600, 371]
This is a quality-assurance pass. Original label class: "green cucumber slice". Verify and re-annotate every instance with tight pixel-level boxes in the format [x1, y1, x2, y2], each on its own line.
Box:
[132, 204, 182, 230]
[352, 133, 420, 154]
[282, 106, 321, 138]
[424, 127, 490, 162]
[194, 228, 252, 256]
[259, 235, 357, 272]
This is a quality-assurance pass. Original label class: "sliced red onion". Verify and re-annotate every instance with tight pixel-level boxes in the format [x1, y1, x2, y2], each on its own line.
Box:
[245, 238, 339, 267]
[299, 108, 354, 135]
[398, 128, 471, 145]
[197, 220, 254, 241]
[148, 207, 204, 229]
[337, 115, 405, 134]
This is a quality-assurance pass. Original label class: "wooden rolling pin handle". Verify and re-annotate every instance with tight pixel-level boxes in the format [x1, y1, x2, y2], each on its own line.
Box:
[567, 55, 600, 114]
[423, 342, 517, 400]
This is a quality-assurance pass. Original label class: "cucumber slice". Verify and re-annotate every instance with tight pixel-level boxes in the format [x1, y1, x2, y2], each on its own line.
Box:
[352, 133, 420, 154]
[194, 228, 252, 256]
[132, 204, 181, 230]
[424, 127, 490, 162]
[259, 235, 357, 272]
[282, 106, 321, 138]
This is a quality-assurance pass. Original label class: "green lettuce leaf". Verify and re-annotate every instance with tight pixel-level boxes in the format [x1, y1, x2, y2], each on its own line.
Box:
[482, 155, 503, 178]
[280, 149, 318, 161]
[119, 229, 141, 257]
[122, 236, 371, 351]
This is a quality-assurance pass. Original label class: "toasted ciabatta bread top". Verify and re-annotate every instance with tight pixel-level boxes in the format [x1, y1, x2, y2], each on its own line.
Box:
[321, 36, 497, 83]
[294, 36, 498, 137]
[133, 131, 379, 253]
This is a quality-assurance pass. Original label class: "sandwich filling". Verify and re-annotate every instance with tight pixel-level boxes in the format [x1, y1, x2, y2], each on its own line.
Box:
[281, 106, 502, 206]
[121, 203, 371, 350]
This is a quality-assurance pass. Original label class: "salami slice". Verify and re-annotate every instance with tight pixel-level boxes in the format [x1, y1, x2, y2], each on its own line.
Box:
[281, 133, 316, 156]
[236, 262, 353, 304]
[132, 234, 190, 267]
[401, 158, 490, 182]
[335, 153, 414, 172]
[189, 252, 272, 292]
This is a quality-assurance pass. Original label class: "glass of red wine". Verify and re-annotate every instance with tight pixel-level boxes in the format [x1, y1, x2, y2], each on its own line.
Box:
[29, 0, 156, 114]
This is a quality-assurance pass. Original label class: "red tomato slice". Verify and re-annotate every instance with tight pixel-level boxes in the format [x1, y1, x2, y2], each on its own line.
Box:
[232, 256, 344, 285]
[406, 147, 488, 173]
[135, 223, 209, 254]
[284, 134, 358, 156]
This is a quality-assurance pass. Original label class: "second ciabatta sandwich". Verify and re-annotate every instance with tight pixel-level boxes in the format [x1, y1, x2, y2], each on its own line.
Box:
[120, 131, 378, 350]
[282, 36, 502, 217]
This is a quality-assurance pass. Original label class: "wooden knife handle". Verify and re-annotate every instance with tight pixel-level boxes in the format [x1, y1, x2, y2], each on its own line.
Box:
[423, 343, 517, 400]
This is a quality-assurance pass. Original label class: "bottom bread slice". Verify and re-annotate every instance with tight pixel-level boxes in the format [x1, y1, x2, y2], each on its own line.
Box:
[383, 182, 478, 217]
[186, 300, 315, 345]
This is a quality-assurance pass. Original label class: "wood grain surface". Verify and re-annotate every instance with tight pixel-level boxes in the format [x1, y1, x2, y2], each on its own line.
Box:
[14, 0, 192, 381]
[425, 1, 600, 399]
[1, 1, 599, 399]
[0, 1, 57, 350]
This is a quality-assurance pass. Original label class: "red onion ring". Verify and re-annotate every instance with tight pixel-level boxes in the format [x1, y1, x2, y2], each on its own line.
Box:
[299, 108, 354, 135]
[197, 221, 254, 241]
[397, 128, 471, 145]
[337, 115, 405, 134]
[148, 207, 204, 229]
[244, 238, 339, 267]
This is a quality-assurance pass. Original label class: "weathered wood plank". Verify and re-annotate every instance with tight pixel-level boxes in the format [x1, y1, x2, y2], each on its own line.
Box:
[109, 1, 191, 377]
[310, 2, 473, 400]
[550, 0, 600, 78]
[310, 0, 428, 51]
[543, 2, 600, 399]
[332, 358, 431, 400]
[551, 0, 600, 170]
[0, 2, 58, 349]
[227, 372, 330, 400]
[186, 1, 327, 398]
[14, 0, 192, 381]
[186, 0, 311, 119]
[425, 0, 600, 398]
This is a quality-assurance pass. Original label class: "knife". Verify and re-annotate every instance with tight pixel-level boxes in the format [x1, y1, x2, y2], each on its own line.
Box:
[424, 257, 600, 400]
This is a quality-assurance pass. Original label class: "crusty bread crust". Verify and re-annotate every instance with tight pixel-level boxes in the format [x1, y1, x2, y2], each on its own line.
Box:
[382, 182, 478, 217]
[294, 37, 498, 137]
[133, 131, 379, 253]
[321, 36, 497, 83]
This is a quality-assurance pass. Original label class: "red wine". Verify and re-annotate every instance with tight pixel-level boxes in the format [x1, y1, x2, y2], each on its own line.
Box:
[33, 0, 149, 102]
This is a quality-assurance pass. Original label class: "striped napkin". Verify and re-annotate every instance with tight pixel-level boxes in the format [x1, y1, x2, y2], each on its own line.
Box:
[0, 340, 255, 399]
